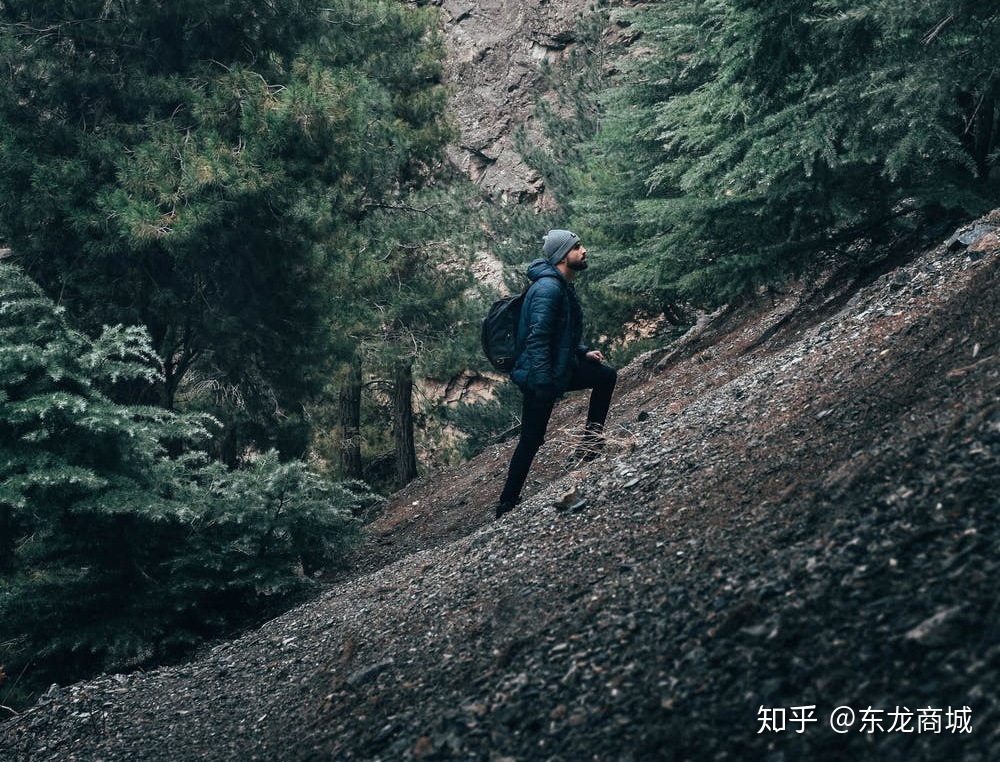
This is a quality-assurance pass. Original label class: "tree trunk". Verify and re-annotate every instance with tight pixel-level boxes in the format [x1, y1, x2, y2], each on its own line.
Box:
[339, 355, 363, 479]
[393, 359, 418, 489]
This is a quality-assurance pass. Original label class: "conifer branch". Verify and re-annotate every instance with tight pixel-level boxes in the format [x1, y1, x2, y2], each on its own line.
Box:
[922, 15, 954, 45]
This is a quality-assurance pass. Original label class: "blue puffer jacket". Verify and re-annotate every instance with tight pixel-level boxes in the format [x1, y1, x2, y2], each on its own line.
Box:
[511, 259, 587, 398]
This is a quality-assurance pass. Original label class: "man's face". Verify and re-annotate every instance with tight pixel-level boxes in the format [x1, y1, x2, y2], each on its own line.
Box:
[566, 243, 588, 271]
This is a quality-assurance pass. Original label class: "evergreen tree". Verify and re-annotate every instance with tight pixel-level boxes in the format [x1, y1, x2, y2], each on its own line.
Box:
[0, 264, 366, 706]
[343, 184, 481, 488]
[0, 0, 453, 456]
[291, 171, 490, 490]
[583, 1, 1000, 305]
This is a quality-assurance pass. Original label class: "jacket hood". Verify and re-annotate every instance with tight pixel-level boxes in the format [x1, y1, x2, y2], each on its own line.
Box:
[526, 258, 565, 283]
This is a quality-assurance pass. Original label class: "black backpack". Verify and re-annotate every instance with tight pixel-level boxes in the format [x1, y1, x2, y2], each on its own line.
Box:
[481, 276, 561, 374]
[481, 288, 527, 374]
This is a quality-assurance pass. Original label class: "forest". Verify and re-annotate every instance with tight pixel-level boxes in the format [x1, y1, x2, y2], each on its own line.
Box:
[1, 0, 997, 710]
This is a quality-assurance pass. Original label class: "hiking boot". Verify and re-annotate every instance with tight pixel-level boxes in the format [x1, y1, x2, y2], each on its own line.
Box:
[495, 501, 515, 520]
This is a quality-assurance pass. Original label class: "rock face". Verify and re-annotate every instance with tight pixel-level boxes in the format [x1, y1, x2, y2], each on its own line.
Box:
[431, 0, 595, 208]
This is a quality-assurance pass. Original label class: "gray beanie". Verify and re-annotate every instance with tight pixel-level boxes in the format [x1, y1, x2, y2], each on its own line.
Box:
[543, 229, 580, 265]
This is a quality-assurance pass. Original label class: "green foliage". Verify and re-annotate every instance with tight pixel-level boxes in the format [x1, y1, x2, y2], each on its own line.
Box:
[579, 1, 1000, 306]
[0, 264, 366, 706]
[0, 0, 454, 457]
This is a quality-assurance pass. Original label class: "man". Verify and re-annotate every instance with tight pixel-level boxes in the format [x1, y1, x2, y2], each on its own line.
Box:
[496, 229, 617, 520]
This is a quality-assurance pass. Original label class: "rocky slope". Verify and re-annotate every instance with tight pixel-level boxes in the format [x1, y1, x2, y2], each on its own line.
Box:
[2, 215, 997, 761]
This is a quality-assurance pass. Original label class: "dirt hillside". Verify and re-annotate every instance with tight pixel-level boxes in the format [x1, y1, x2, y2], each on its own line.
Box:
[2, 216, 998, 761]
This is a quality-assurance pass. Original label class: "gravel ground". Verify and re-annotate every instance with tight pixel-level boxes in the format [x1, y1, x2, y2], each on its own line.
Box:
[2, 217, 998, 761]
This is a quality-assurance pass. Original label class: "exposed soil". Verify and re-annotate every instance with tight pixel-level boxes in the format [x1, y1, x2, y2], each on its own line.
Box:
[2, 216, 998, 761]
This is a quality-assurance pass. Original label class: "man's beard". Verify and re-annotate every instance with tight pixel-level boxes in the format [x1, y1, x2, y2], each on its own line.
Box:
[568, 259, 588, 272]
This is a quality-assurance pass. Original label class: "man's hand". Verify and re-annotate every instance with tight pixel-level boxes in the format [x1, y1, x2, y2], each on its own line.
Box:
[585, 350, 605, 363]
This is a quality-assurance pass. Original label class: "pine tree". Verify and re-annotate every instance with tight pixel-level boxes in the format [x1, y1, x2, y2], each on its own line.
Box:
[0, 264, 367, 706]
[0, 0, 454, 456]
[581, 1, 1000, 305]
[343, 184, 480, 488]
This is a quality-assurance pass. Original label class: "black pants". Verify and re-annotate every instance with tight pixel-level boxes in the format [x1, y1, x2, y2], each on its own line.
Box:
[499, 359, 617, 506]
